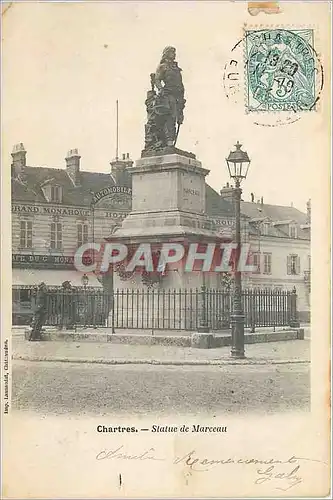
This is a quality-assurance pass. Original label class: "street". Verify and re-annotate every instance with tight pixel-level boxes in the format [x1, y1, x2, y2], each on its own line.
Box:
[12, 360, 310, 415]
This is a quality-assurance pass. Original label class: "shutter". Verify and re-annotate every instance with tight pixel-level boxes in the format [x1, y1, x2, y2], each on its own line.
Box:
[27, 221, 32, 248]
[296, 256, 300, 274]
[20, 221, 26, 247]
[51, 223, 55, 249]
[77, 224, 82, 247]
[254, 253, 260, 273]
[83, 224, 88, 244]
[57, 223, 62, 249]
[287, 255, 291, 274]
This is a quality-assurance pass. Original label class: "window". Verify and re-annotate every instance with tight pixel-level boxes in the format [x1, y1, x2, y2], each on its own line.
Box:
[261, 222, 269, 235]
[308, 255, 311, 270]
[19, 288, 31, 305]
[77, 223, 89, 247]
[287, 254, 300, 275]
[20, 220, 32, 248]
[51, 222, 62, 250]
[289, 224, 297, 238]
[252, 252, 261, 273]
[263, 252, 272, 274]
[51, 185, 62, 203]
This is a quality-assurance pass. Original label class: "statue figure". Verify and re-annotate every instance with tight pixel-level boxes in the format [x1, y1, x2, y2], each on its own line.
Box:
[142, 46, 187, 156]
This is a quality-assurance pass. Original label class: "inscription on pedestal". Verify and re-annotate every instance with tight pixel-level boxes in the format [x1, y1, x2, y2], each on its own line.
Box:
[180, 172, 205, 214]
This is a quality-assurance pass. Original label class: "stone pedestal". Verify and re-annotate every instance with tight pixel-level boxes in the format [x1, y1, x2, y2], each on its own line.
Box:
[113, 154, 215, 241]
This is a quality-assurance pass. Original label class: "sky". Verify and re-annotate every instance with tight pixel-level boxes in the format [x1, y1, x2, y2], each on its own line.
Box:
[2, 1, 330, 212]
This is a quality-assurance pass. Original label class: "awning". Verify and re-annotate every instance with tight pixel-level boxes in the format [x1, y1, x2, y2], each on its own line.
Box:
[12, 269, 103, 288]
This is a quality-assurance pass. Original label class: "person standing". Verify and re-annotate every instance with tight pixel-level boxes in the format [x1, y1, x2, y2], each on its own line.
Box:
[59, 280, 75, 330]
[29, 282, 47, 341]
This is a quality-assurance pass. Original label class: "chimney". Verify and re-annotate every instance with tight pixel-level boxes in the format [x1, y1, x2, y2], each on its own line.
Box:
[11, 143, 26, 177]
[66, 148, 81, 186]
[220, 183, 234, 202]
[251, 193, 255, 202]
[306, 199, 311, 223]
[261, 196, 264, 206]
[110, 152, 133, 185]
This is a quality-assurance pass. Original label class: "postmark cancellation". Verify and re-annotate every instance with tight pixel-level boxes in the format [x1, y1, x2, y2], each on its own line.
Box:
[244, 27, 320, 113]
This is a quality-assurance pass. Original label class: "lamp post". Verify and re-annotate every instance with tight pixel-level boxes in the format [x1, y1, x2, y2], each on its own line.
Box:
[226, 141, 251, 359]
[109, 224, 121, 334]
[81, 273, 89, 327]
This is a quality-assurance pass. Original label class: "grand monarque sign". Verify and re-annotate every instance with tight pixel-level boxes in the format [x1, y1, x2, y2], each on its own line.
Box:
[12, 253, 92, 269]
[11, 204, 127, 219]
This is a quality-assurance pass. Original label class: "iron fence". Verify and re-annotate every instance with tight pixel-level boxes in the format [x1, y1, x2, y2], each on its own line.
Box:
[12, 285, 298, 331]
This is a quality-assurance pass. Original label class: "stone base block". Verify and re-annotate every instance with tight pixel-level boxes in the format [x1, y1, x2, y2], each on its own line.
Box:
[141, 146, 196, 159]
[297, 328, 305, 340]
[24, 328, 49, 341]
[191, 332, 215, 349]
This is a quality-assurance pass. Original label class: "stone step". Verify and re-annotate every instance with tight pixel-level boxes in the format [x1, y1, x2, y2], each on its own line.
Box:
[23, 328, 304, 348]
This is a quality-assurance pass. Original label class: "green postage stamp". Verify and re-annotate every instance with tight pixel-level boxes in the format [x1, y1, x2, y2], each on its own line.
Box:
[245, 28, 318, 112]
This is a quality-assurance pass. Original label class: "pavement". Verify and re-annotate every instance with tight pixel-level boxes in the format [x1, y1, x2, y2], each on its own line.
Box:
[12, 335, 310, 366]
[12, 360, 310, 415]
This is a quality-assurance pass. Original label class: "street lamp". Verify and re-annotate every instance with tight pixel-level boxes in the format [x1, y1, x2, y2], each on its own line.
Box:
[109, 224, 121, 334]
[226, 141, 251, 359]
[81, 273, 89, 327]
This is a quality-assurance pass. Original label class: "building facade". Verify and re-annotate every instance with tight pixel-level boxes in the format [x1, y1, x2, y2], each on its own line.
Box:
[11, 144, 134, 322]
[223, 186, 310, 321]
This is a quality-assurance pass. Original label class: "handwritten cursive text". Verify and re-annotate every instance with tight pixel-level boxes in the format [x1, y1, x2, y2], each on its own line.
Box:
[96, 445, 165, 462]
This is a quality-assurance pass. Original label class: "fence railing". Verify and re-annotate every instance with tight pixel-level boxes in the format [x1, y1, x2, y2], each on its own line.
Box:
[12, 285, 299, 332]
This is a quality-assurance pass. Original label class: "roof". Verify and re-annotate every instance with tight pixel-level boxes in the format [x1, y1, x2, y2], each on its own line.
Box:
[205, 184, 234, 218]
[241, 201, 310, 240]
[240, 201, 307, 223]
[12, 164, 235, 219]
[12, 166, 121, 206]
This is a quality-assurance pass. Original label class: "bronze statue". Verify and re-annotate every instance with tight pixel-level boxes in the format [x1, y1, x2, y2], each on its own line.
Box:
[142, 46, 189, 157]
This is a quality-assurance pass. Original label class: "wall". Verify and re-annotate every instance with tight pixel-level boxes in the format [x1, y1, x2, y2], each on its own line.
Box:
[247, 234, 311, 320]
[11, 202, 127, 258]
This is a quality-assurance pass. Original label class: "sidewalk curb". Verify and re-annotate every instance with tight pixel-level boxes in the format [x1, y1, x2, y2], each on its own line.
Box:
[20, 328, 304, 347]
[13, 354, 310, 366]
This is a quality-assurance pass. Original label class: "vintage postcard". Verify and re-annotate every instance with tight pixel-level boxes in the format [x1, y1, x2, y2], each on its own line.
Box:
[1, 1, 331, 498]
